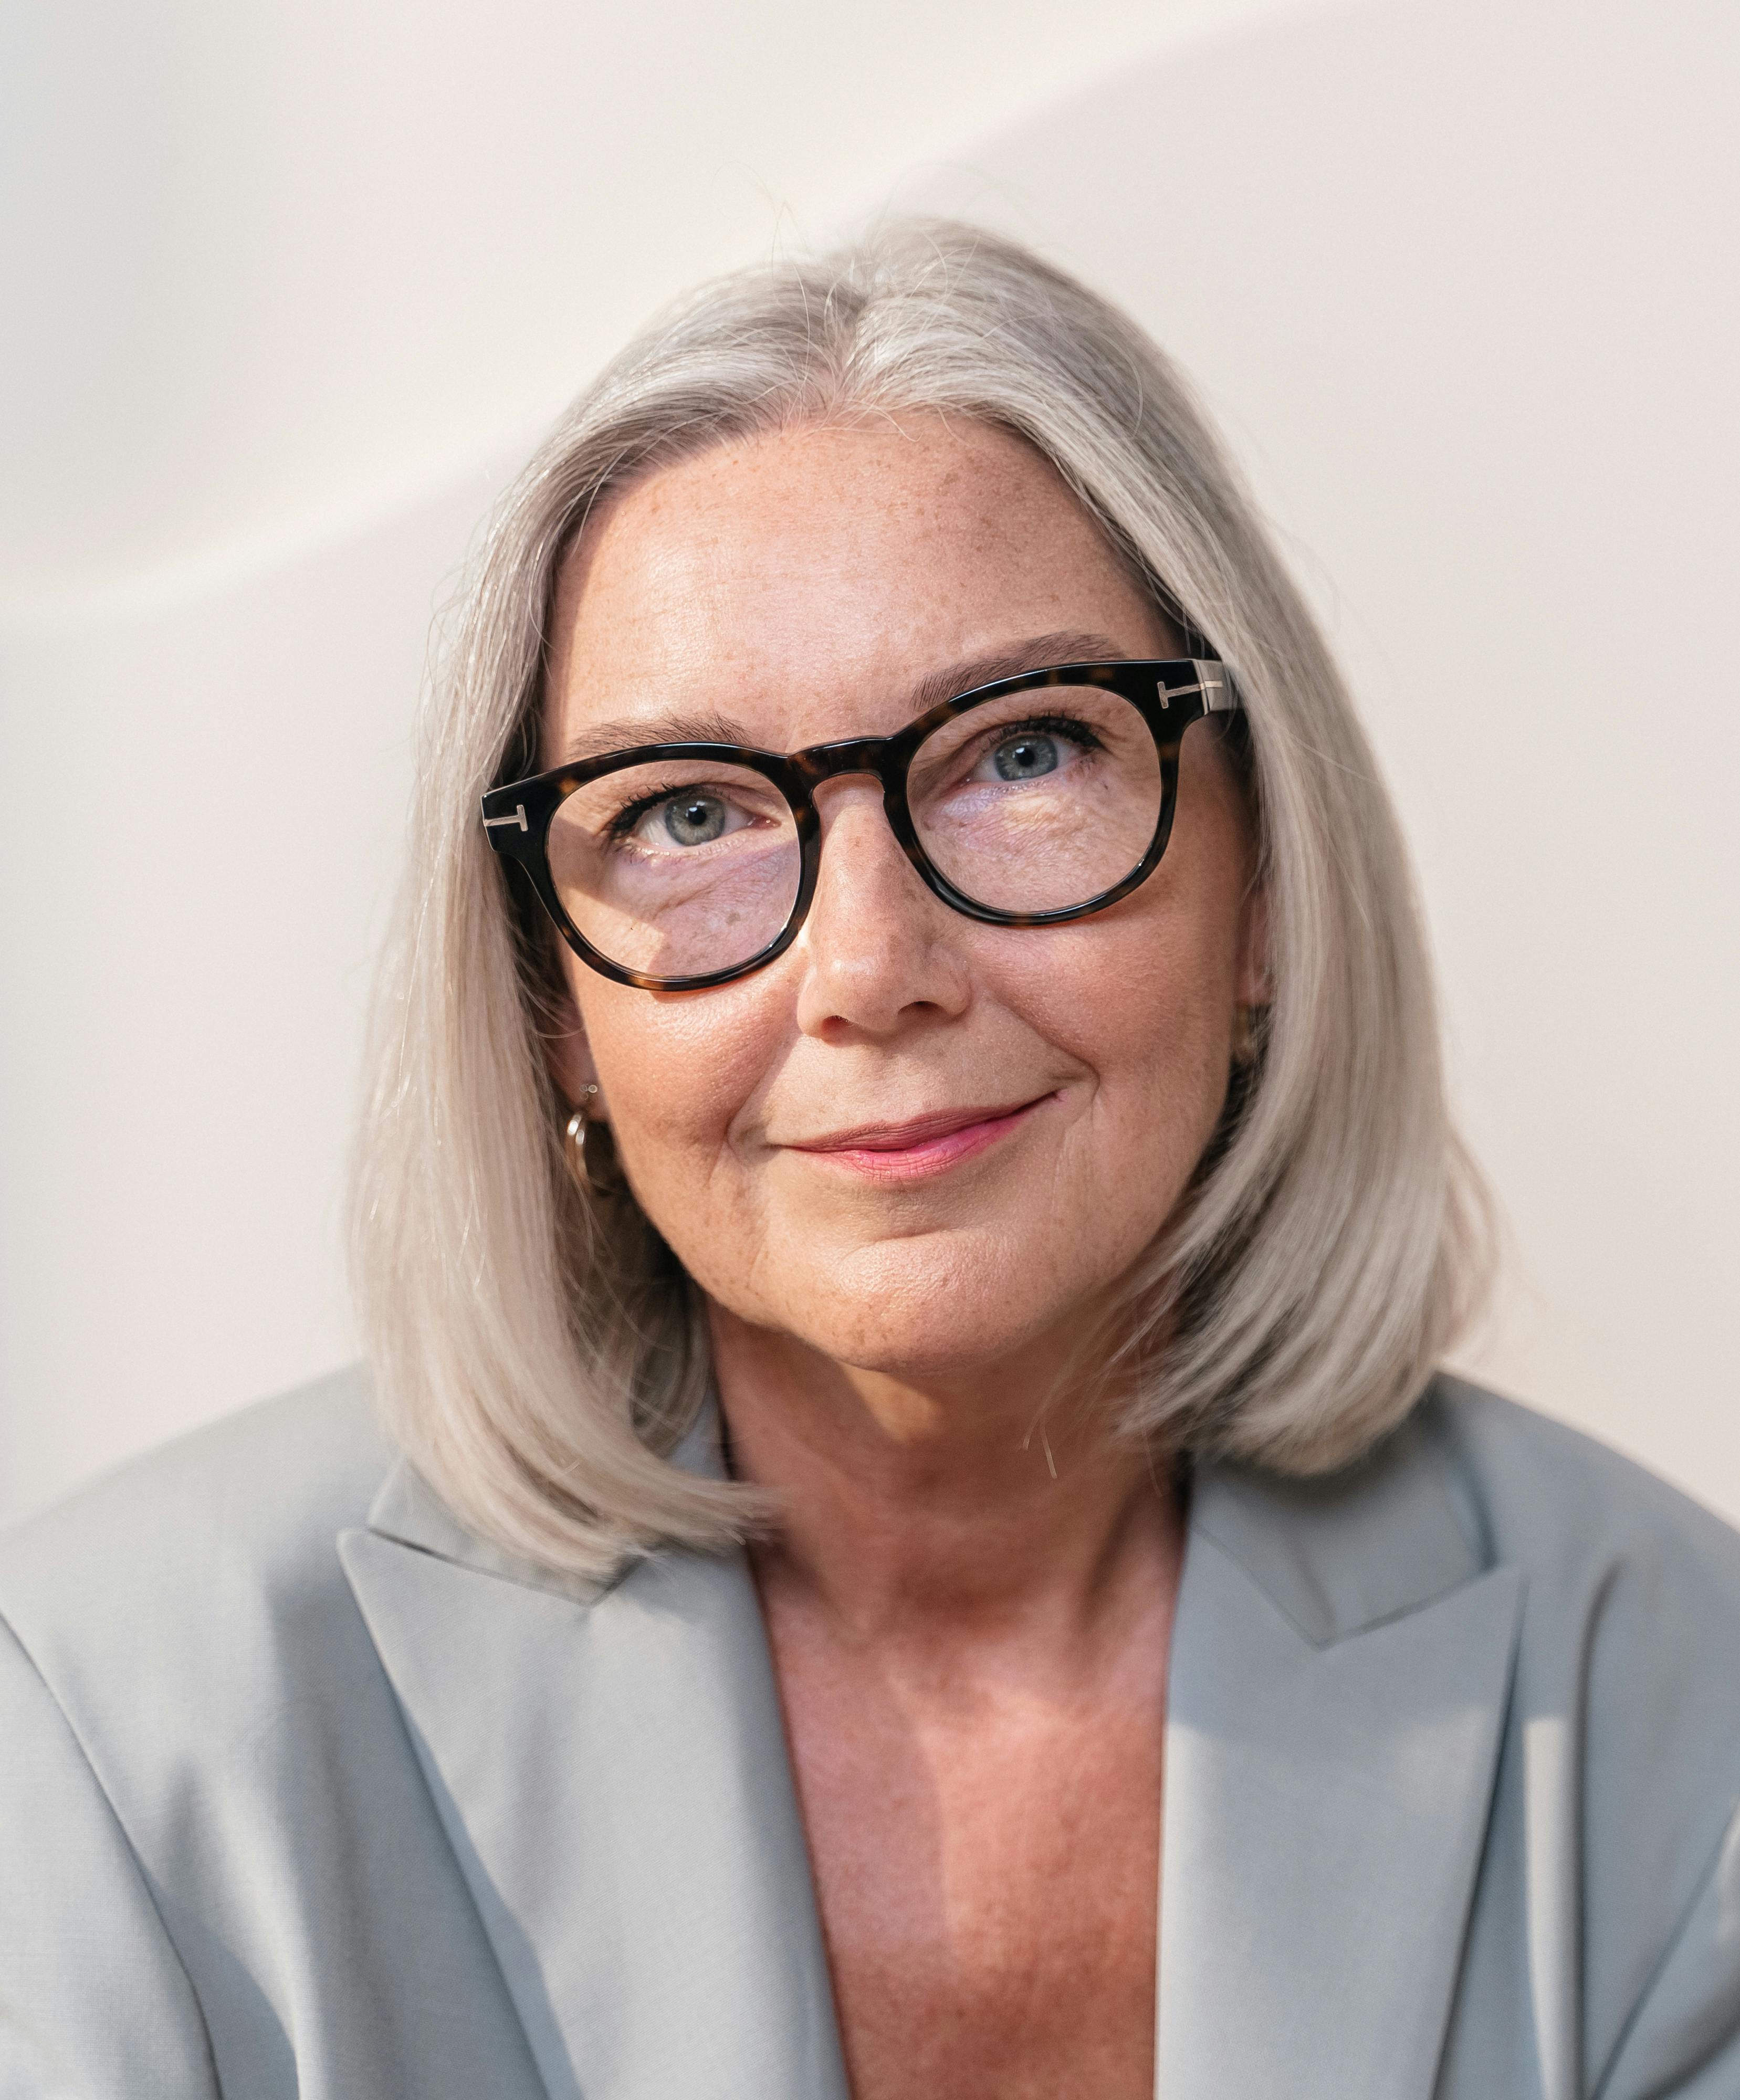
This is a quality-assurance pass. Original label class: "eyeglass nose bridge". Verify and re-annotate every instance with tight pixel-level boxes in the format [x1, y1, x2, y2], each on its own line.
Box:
[788, 734, 905, 790]
[783, 732, 934, 899]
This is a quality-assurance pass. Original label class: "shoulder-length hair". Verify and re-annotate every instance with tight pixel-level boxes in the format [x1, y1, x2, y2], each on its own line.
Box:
[350, 218, 1492, 1580]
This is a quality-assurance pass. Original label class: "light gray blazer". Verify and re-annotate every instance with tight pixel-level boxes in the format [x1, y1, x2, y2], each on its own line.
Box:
[2, 1369, 1738, 2100]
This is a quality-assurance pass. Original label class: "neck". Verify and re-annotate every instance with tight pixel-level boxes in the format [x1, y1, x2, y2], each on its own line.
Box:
[709, 1303, 1184, 1654]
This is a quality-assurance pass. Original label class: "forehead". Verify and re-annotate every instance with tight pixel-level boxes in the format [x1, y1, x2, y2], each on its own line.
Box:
[542, 416, 1167, 758]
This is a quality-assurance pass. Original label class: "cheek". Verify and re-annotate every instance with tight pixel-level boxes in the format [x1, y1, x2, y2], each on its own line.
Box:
[575, 972, 782, 1193]
[564, 792, 1249, 1367]
[1001, 890, 1238, 1157]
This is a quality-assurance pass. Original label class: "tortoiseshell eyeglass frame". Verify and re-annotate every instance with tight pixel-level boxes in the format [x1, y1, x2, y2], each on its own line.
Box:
[479, 656, 1244, 992]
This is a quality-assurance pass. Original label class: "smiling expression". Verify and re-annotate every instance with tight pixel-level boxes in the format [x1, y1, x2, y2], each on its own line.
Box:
[542, 414, 1267, 1383]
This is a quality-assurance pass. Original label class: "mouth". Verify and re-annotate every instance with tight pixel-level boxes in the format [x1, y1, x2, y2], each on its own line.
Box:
[785, 1095, 1053, 1182]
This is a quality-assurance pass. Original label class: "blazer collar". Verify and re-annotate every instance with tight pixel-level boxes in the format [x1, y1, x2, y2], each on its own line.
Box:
[340, 1408, 849, 2100]
[1160, 1399, 1523, 2100]
[341, 1387, 1518, 2100]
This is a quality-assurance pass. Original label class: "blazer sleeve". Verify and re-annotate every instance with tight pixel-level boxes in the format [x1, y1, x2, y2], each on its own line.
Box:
[1596, 1798, 1740, 2100]
[0, 1614, 219, 2100]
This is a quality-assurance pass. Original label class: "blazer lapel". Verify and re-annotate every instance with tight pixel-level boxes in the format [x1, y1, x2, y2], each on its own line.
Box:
[1158, 1404, 1523, 2100]
[338, 1440, 847, 2100]
[340, 1391, 1516, 2100]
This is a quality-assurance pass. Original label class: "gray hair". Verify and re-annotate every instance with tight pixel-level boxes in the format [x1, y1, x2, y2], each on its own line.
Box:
[350, 218, 1492, 1580]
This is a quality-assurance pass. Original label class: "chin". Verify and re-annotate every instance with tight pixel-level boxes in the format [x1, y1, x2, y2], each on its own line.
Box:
[754, 1225, 1112, 1382]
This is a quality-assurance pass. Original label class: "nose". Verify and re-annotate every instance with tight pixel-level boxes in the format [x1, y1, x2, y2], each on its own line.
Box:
[791, 775, 971, 1038]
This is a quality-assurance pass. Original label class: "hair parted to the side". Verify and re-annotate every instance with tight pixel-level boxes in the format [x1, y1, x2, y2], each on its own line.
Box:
[349, 217, 1493, 1582]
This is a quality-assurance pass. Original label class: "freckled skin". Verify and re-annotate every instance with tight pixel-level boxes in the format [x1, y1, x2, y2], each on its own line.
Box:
[543, 417, 1267, 2100]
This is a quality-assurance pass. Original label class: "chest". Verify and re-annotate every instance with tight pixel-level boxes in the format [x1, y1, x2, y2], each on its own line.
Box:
[770, 1639, 1166, 2100]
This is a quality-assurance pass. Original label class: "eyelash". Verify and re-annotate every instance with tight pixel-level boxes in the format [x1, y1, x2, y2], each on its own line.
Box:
[965, 712, 1105, 765]
[602, 785, 694, 842]
[989, 711, 1101, 744]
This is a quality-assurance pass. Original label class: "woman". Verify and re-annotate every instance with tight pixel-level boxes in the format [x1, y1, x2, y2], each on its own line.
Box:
[3, 222, 1737, 2100]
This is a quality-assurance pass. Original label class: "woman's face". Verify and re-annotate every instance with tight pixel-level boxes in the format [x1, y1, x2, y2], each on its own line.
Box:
[544, 416, 1266, 1385]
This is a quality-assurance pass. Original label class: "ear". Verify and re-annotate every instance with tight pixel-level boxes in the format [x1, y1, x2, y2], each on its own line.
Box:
[1235, 876, 1272, 1012]
[546, 982, 606, 1118]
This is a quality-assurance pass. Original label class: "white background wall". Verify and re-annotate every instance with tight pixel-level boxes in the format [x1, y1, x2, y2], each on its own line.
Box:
[3, 0, 1736, 1526]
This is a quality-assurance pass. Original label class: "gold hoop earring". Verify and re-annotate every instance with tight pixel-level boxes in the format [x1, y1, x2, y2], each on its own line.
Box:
[563, 1090, 625, 1198]
[1231, 1003, 1264, 1068]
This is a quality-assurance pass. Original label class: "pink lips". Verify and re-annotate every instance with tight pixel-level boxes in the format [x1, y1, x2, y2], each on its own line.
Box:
[787, 1097, 1050, 1182]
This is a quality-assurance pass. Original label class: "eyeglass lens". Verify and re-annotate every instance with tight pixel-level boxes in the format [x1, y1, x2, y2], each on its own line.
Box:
[551, 760, 803, 980]
[546, 682, 1166, 980]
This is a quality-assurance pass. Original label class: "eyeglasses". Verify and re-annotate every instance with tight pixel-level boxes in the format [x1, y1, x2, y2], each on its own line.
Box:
[481, 657, 1243, 991]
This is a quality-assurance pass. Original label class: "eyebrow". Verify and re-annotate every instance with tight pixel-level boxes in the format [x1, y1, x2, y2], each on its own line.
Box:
[558, 710, 754, 765]
[906, 630, 1135, 716]
[554, 629, 1138, 766]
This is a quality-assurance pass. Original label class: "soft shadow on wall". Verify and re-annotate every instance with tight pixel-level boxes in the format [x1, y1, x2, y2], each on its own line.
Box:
[2, 0, 1735, 1526]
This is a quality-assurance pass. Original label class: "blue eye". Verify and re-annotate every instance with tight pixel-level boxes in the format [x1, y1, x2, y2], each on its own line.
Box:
[992, 732, 1061, 782]
[662, 794, 728, 845]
